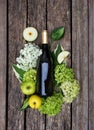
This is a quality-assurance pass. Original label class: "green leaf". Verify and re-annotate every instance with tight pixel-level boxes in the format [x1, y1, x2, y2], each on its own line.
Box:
[20, 97, 29, 111]
[55, 44, 62, 57]
[12, 64, 25, 82]
[51, 27, 65, 41]
[52, 44, 63, 67]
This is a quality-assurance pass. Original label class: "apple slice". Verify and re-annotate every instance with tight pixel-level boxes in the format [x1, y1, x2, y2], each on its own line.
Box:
[23, 27, 38, 42]
[57, 51, 70, 64]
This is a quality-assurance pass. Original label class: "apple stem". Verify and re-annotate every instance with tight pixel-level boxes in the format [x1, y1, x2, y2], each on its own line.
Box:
[34, 102, 36, 109]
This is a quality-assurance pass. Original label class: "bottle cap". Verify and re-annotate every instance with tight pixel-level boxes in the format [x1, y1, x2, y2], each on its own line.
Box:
[42, 30, 48, 44]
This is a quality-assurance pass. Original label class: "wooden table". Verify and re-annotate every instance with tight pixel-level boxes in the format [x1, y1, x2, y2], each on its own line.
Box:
[0, 0, 93, 130]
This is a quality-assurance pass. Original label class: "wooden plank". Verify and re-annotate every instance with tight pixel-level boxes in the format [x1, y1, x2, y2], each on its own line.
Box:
[26, 0, 46, 130]
[0, 0, 7, 130]
[72, 0, 89, 130]
[89, 0, 94, 130]
[27, 0, 46, 43]
[46, 0, 71, 130]
[8, 0, 27, 129]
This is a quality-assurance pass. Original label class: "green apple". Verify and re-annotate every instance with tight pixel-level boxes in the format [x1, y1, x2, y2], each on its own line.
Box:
[21, 81, 36, 95]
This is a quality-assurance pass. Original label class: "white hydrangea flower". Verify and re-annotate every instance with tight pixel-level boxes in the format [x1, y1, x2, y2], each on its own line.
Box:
[16, 43, 42, 71]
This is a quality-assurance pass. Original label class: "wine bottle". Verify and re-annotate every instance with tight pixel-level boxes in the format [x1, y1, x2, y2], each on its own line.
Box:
[37, 30, 53, 97]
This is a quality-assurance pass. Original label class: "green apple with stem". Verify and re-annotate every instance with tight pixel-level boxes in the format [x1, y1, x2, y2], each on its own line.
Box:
[21, 81, 36, 95]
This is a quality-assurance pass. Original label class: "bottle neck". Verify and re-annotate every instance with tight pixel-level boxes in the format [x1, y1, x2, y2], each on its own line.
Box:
[42, 30, 48, 44]
[42, 44, 49, 51]
[42, 30, 49, 53]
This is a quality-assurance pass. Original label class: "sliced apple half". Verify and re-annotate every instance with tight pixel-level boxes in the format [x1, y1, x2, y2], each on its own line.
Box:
[57, 51, 70, 64]
[23, 27, 38, 42]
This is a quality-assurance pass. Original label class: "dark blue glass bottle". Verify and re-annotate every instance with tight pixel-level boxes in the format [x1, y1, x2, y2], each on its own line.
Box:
[37, 30, 53, 97]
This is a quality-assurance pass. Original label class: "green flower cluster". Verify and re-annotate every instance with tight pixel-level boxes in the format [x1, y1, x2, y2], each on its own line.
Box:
[39, 92, 63, 116]
[54, 64, 74, 84]
[60, 80, 80, 103]
[23, 69, 36, 83]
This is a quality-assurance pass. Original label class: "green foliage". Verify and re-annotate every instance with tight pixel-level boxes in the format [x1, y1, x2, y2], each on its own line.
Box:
[20, 97, 29, 111]
[52, 44, 63, 67]
[54, 64, 75, 84]
[51, 26, 65, 41]
[39, 92, 63, 116]
[23, 69, 36, 83]
[60, 80, 80, 103]
[12, 64, 25, 82]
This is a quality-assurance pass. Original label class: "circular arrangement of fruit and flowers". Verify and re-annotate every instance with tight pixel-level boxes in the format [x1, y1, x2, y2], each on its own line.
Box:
[13, 26, 80, 116]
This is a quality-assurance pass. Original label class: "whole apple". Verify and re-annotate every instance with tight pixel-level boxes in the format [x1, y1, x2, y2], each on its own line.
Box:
[21, 81, 36, 95]
[28, 95, 42, 109]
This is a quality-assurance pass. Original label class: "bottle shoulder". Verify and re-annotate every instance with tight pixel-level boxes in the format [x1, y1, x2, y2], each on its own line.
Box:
[39, 53, 52, 63]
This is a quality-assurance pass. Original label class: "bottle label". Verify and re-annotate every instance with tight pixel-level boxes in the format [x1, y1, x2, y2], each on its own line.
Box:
[41, 62, 48, 96]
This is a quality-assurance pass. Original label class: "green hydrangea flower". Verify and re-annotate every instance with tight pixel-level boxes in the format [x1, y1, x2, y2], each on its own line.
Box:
[54, 64, 74, 84]
[23, 69, 36, 83]
[39, 92, 63, 116]
[60, 80, 80, 103]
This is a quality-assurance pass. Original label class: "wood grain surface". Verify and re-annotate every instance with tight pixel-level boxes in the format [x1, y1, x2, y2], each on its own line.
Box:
[26, 1, 46, 130]
[89, 0, 94, 130]
[0, 0, 94, 130]
[46, 0, 71, 130]
[72, 0, 89, 130]
[0, 0, 7, 130]
[8, 0, 26, 129]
